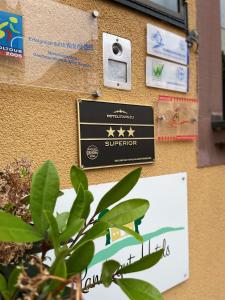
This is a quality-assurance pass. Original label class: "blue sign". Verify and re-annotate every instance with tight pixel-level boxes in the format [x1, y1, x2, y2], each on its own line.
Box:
[0, 11, 23, 58]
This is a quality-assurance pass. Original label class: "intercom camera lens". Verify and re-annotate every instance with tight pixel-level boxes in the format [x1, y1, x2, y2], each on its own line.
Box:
[112, 43, 123, 56]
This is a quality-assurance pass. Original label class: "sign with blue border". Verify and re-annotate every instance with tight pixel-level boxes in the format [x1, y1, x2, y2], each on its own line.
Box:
[146, 57, 188, 93]
[0, 11, 23, 58]
[147, 24, 188, 65]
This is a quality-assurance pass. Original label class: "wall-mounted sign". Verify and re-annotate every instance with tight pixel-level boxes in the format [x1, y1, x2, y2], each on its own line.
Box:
[77, 100, 155, 169]
[157, 95, 198, 141]
[147, 24, 188, 65]
[0, 11, 23, 59]
[0, 0, 98, 92]
[103, 33, 131, 90]
[146, 57, 188, 93]
[55, 172, 189, 298]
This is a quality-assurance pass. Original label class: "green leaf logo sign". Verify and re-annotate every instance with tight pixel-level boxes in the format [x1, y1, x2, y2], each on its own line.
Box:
[152, 64, 164, 79]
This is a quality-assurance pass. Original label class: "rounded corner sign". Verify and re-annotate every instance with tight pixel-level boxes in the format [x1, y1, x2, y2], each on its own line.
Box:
[0, 11, 23, 59]
[147, 24, 188, 65]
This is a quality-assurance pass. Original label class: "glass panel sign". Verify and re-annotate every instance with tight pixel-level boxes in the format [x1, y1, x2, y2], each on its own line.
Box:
[157, 95, 198, 141]
[147, 24, 188, 65]
[77, 100, 155, 169]
[146, 57, 188, 93]
[0, 0, 98, 92]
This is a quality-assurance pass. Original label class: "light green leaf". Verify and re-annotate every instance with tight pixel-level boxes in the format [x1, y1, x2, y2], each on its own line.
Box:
[67, 186, 85, 226]
[95, 168, 142, 214]
[44, 211, 60, 255]
[70, 165, 88, 192]
[77, 222, 110, 246]
[30, 160, 60, 235]
[115, 224, 143, 243]
[8, 267, 22, 297]
[118, 250, 163, 275]
[100, 199, 149, 226]
[56, 212, 70, 233]
[67, 241, 95, 276]
[0, 211, 43, 243]
[101, 260, 120, 287]
[116, 278, 163, 300]
[59, 218, 84, 243]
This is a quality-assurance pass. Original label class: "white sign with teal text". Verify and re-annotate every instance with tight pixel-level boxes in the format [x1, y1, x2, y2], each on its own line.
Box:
[146, 57, 188, 93]
[147, 24, 189, 65]
[56, 172, 189, 299]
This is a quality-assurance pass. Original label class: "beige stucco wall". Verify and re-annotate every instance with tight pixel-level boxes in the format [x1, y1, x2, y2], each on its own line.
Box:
[0, 0, 225, 299]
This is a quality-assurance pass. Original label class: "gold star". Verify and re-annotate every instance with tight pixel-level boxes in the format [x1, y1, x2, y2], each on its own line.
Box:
[106, 126, 115, 137]
[127, 127, 135, 137]
[117, 127, 125, 137]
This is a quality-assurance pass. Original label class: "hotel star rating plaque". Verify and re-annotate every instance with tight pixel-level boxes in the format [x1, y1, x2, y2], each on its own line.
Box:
[77, 100, 155, 169]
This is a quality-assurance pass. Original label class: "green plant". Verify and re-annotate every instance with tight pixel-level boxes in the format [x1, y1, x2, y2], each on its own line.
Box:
[0, 160, 163, 300]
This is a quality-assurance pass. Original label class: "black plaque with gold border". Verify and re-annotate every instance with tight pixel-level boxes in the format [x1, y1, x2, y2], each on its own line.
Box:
[77, 99, 155, 169]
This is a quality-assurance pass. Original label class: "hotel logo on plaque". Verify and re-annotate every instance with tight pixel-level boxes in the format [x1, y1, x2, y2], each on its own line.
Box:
[0, 11, 23, 58]
[77, 100, 155, 169]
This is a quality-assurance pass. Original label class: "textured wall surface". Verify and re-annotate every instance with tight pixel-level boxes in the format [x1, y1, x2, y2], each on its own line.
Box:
[0, 0, 225, 299]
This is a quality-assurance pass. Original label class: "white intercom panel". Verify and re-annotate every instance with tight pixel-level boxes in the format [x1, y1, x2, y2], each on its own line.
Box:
[103, 33, 131, 90]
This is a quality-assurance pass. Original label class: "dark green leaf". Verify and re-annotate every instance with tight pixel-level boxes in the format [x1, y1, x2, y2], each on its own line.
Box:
[49, 257, 67, 292]
[67, 241, 95, 276]
[118, 250, 163, 275]
[100, 199, 149, 226]
[70, 165, 88, 192]
[116, 278, 163, 300]
[58, 190, 64, 197]
[30, 160, 60, 235]
[44, 211, 60, 255]
[115, 224, 143, 243]
[101, 260, 120, 287]
[0, 211, 43, 243]
[82, 190, 94, 219]
[59, 218, 84, 243]
[77, 222, 110, 246]
[67, 186, 85, 226]
[0, 273, 7, 292]
[8, 267, 22, 297]
[56, 212, 70, 233]
[95, 168, 142, 214]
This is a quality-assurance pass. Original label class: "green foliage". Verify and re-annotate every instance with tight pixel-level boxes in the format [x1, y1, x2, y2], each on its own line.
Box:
[95, 167, 142, 214]
[0, 161, 164, 300]
[30, 160, 60, 235]
[0, 211, 43, 243]
[101, 260, 120, 287]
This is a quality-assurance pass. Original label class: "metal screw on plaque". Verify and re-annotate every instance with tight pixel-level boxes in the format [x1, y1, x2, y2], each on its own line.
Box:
[92, 10, 100, 18]
[182, 177, 185, 181]
[92, 90, 102, 98]
[158, 115, 166, 121]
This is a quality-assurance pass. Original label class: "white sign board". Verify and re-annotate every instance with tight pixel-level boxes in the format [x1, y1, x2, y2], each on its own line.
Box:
[55, 172, 189, 299]
[146, 57, 188, 93]
[147, 24, 189, 65]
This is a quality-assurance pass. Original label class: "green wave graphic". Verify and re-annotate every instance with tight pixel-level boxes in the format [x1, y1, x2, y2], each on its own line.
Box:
[89, 226, 184, 268]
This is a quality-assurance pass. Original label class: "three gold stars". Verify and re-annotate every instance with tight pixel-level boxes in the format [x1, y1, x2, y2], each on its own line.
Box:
[106, 126, 135, 137]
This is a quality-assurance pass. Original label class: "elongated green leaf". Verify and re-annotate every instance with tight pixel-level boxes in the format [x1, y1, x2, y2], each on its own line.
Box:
[95, 168, 142, 214]
[59, 218, 84, 243]
[116, 278, 163, 300]
[8, 267, 21, 297]
[77, 222, 110, 246]
[30, 160, 60, 235]
[118, 250, 163, 275]
[0, 212, 43, 243]
[0, 273, 7, 292]
[49, 258, 67, 292]
[115, 224, 143, 243]
[100, 199, 149, 226]
[101, 260, 120, 287]
[70, 165, 88, 192]
[56, 212, 69, 233]
[67, 186, 85, 226]
[67, 241, 95, 276]
[82, 190, 94, 219]
[44, 211, 60, 255]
